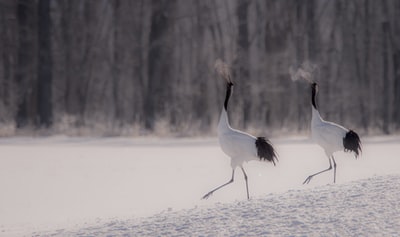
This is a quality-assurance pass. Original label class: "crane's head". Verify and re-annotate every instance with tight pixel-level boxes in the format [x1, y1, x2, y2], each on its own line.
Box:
[311, 82, 318, 92]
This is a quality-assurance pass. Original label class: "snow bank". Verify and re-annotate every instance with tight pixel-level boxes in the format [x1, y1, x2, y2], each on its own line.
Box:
[39, 175, 400, 236]
[0, 136, 399, 236]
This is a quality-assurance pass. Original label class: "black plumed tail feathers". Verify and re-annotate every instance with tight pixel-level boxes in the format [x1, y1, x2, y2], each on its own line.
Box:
[343, 130, 362, 158]
[255, 137, 278, 165]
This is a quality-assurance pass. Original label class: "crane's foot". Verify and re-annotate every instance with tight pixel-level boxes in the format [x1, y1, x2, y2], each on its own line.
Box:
[303, 175, 313, 184]
[201, 192, 213, 200]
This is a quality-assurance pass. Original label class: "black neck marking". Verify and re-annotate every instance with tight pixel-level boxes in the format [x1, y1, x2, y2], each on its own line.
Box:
[311, 82, 318, 109]
[224, 82, 234, 110]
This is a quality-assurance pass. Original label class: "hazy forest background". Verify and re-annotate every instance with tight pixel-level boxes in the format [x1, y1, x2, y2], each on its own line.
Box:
[0, 0, 399, 137]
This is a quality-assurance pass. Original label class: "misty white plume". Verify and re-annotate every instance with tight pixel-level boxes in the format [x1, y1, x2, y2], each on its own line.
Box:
[289, 61, 317, 83]
[215, 59, 232, 83]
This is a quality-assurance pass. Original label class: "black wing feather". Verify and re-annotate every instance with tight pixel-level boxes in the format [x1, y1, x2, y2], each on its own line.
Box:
[255, 137, 278, 165]
[343, 130, 362, 158]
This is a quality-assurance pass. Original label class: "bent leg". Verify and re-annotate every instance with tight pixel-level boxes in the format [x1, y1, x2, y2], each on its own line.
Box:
[202, 169, 235, 199]
[303, 158, 332, 184]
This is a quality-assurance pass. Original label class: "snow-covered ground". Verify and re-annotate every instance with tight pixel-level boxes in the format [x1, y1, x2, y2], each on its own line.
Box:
[45, 175, 400, 236]
[0, 136, 399, 236]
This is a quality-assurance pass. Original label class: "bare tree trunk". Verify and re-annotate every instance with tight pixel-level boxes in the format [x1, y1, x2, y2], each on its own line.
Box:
[361, 0, 371, 131]
[145, 0, 176, 130]
[15, 0, 36, 128]
[390, 2, 400, 129]
[307, 0, 317, 61]
[60, 0, 73, 115]
[37, 0, 52, 127]
[394, 50, 400, 128]
[133, 0, 146, 125]
[0, 1, 17, 118]
[382, 21, 390, 134]
[295, 1, 306, 130]
[235, 0, 250, 128]
[112, 0, 121, 125]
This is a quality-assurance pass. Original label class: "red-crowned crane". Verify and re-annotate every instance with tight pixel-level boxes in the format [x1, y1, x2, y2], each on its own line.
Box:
[202, 63, 277, 200]
[303, 82, 362, 184]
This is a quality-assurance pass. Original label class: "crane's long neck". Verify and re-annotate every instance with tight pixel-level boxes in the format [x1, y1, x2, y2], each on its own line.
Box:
[311, 84, 317, 110]
[311, 84, 323, 124]
[219, 82, 233, 132]
[224, 82, 233, 111]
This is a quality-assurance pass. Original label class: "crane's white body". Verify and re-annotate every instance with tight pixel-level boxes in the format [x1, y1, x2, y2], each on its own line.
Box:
[202, 79, 276, 200]
[218, 109, 258, 168]
[304, 82, 361, 184]
[311, 107, 348, 157]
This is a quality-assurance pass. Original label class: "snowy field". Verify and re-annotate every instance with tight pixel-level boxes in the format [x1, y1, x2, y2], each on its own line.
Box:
[0, 136, 400, 236]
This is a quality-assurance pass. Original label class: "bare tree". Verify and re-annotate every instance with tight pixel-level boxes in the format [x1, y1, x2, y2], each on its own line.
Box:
[37, 0, 52, 127]
[145, 0, 176, 130]
[15, 0, 37, 128]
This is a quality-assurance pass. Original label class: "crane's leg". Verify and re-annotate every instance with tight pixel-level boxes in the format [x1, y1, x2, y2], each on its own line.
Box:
[303, 158, 332, 184]
[202, 169, 235, 199]
[240, 166, 250, 200]
[332, 156, 337, 183]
